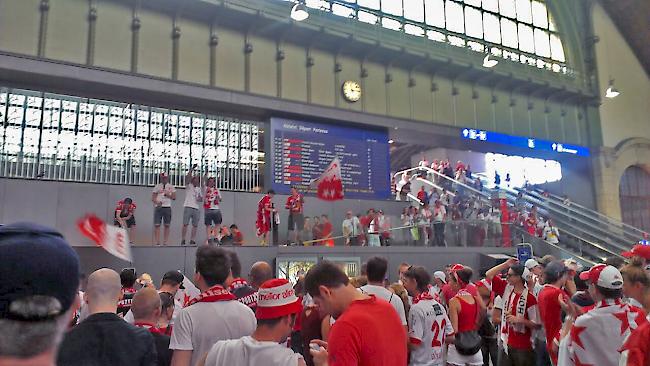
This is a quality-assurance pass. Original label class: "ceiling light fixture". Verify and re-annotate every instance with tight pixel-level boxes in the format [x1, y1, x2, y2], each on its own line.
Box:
[290, 2, 309, 22]
[605, 79, 620, 99]
[482, 54, 498, 68]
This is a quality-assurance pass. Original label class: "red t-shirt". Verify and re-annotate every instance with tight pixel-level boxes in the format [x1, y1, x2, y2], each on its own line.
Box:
[537, 285, 569, 365]
[328, 296, 407, 366]
[492, 276, 539, 350]
[285, 194, 304, 213]
[321, 222, 332, 237]
[233, 231, 243, 245]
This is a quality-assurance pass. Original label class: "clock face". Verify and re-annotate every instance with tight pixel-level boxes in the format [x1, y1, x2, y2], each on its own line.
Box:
[342, 80, 362, 102]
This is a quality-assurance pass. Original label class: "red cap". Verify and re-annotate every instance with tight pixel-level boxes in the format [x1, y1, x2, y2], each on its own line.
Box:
[621, 245, 650, 260]
[579, 264, 623, 289]
[255, 279, 302, 320]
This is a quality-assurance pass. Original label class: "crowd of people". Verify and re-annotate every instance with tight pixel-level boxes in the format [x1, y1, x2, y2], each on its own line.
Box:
[4, 220, 650, 366]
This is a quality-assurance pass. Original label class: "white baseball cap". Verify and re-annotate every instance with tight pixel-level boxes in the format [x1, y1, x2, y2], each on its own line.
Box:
[433, 271, 447, 283]
[579, 264, 623, 290]
[524, 259, 540, 270]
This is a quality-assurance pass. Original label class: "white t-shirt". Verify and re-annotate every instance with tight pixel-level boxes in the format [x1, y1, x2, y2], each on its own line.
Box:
[359, 284, 407, 326]
[204, 336, 304, 366]
[153, 183, 176, 207]
[169, 300, 256, 366]
[204, 186, 221, 210]
[543, 226, 560, 244]
[409, 298, 453, 366]
[183, 183, 202, 209]
[342, 217, 361, 237]
[433, 206, 446, 223]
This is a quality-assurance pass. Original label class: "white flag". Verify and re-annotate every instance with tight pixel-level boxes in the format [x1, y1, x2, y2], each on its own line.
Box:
[78, 214, 132, 262]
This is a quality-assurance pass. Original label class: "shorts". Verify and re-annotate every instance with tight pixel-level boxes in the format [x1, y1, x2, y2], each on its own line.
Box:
[153, 207, 172, 226]
[205, 209, 222, 226]
[288, 213, 304, 231]
[114, 215, 136, 228]
[183, 207, 200, 227]
[447, 344, 483, 366]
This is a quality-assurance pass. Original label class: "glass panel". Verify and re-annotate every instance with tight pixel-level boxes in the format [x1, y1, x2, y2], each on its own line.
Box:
[501, 18, 518, 48]
[306, 0, 330, 10]
[332, 3, 355, 17]
[445, 0, 464, 33]
[484, 13, 501, 44]
[382, 17, 402, 30]
[465, 6, 483, 39]
[483, 0, 499, 12]
[550, 33, 565, 62]
[499, 0, 516, 18]
[448, 35, 466, 46]
[359, 11, 379, 24]
[517, 23, 534, 53]
[531, 0, 548, 28]
[426, 29, 446, 42]
[405, 24, 425, 36]
[548, 15, 557, 31]
[465, 0, 481, 6]
[381, 0, 403, 16]
[358, 0, 380, 9]
[425, 0, 445, 27]
[404, 0, 424, 22]
[516, 0, 532, 23]
[534, 28, 550, 57]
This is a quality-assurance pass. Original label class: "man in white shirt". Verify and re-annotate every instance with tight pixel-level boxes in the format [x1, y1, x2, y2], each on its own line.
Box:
[181, 168, 202, 246]
[543, 219, 560, 244]
[152, 173, 176, 246]
[200, 278, 306, 366]
[432, 200, 447, 247]
[169, 246, 256, 366]
[360, 257, 408, 334]
[402, 266, 454, 366]
[342, 211, 362, 246]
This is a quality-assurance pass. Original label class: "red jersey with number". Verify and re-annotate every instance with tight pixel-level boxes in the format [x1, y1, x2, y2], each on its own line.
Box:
[328, 296, 407, 366]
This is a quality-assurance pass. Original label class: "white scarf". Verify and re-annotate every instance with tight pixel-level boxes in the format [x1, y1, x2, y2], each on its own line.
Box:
[501, 284, 528, 354]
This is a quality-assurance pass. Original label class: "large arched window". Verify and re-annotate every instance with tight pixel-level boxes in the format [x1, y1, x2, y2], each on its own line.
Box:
[620, 166, 650, 231]
[284, 0, 567, 73]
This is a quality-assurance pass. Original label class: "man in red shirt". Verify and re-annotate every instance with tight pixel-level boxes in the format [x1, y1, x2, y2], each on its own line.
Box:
[486, 258, 540, 366]
[285, 186, 305, 245]
[537, 261, 574, 366]
[256, 190, 276, 245]
[305, 261, 407, 366]
[319, 215, 333, 247]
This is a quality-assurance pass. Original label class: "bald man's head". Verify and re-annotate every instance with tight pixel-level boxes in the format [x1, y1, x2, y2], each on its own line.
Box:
[249, 261, 273, 289]
[85, 268, 121, 313]
[131, 287, 161, 322]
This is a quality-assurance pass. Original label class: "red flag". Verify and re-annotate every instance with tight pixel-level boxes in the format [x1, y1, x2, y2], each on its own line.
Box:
[77, 214, 132, 262]
[311, 158, 344, 201]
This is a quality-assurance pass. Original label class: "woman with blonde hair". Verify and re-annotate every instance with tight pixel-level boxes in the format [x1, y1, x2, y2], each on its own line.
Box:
[620, 257, 650, 311]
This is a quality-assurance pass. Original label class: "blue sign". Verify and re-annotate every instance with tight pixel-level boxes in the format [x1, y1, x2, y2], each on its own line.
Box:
[461, 128, 590, 157]
[270, 118, 391, 200]
[516, 244, 534, 264]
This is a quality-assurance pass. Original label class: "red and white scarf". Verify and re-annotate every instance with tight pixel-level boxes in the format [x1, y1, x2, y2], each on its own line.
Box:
[501, 284, 529, 353]
[413, 291, 434, 305]
[134, 321, 165, 335]
[186, 284, 236, 307]
[228, 278, 249, 291]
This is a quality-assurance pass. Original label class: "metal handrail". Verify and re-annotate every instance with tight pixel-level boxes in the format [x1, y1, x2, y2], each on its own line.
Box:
[397, 166, 624, 262]
[530, 188, 646, 238]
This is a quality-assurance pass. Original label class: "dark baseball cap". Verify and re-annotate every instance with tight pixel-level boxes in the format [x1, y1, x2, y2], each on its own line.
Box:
[162, 270, 185, 289]
[0, 223, 80, 320]
[544, 260, 568, 278]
